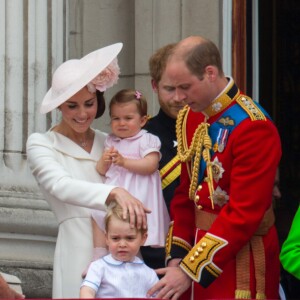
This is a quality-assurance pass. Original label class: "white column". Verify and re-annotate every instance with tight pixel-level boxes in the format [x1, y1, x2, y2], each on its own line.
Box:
[0, 0, 5, 151]
[4, 0, 24, 170]
[222, 0, 233, 76]
[0, 1, 64, 297]
[50, 0, 66, 126]
[28, 0, 49, 134]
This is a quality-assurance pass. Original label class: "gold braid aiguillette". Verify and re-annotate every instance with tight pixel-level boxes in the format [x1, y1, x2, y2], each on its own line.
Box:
[176, 106, 215, 208]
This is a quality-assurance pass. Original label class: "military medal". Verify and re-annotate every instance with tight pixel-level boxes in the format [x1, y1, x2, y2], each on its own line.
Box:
[216, 128, 229, 152]
[218, 143, 224, 152]
[211, 157, 224, 182]
[211, 186, 229, 207]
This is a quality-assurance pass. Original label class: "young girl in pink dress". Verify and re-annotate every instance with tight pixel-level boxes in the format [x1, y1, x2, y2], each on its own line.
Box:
[90, 89, 170, 263]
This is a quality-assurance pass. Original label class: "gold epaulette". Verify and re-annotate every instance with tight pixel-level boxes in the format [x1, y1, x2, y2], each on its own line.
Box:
[236, 95, 266, 121]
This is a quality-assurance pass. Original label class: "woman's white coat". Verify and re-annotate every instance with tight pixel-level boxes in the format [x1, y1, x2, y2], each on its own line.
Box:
[26, 129, 115, 298]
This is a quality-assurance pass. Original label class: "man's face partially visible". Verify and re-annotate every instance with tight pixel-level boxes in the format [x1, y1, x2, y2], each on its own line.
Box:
[153, 70, 185, 119]
[163, 58, 214, 113]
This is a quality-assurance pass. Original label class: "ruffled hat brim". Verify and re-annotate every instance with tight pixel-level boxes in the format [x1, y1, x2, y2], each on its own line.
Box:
[40, 42, 123, 114]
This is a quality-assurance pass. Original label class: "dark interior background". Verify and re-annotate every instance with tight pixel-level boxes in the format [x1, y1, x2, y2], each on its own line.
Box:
[258, 0, 300, 297]
[259, 0, 300, 239]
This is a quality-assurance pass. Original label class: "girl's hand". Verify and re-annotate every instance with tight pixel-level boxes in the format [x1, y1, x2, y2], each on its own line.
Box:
[111, 151, 125, 167]
[96, 148, 115, 175]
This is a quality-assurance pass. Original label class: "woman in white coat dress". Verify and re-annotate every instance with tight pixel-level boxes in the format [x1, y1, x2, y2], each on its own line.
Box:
[26, 43, 149, 299]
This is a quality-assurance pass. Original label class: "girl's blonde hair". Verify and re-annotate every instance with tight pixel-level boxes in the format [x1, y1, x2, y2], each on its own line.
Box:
[109, 89, 147, 117]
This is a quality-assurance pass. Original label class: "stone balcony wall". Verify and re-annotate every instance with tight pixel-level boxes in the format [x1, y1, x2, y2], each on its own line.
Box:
[0, 0, 222, 297]
[0, 189, 57, 298]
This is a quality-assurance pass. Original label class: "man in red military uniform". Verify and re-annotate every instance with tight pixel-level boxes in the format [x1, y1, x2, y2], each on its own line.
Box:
[147, 36, 282, 299]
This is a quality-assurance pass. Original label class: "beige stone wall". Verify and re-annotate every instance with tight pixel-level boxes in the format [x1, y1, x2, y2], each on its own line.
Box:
[0, 0, 224, 297]
[68, 0, 222, 133]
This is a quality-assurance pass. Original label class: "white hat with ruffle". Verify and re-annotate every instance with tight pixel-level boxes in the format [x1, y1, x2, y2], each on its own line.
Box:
[40, 42, 122, 114]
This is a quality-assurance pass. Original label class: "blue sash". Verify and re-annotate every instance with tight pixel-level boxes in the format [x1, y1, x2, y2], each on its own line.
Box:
[198, 101, 270, 183]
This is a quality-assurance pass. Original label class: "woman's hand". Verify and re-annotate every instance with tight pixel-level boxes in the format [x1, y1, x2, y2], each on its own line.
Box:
[147, 265, 192, 299]
[106, 187, 151, 230]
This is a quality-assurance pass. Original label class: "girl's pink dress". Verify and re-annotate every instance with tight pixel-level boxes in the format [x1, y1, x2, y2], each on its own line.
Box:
[95, 129, 170, 247]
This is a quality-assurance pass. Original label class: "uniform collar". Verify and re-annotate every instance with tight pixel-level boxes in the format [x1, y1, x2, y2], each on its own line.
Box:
[102, 254, 144, 265]
[202, 77, 240, 118]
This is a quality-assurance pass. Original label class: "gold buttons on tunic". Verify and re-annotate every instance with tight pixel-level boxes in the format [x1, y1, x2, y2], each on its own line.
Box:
[197, 247, 203, 252]
[190, 242, 207, 262]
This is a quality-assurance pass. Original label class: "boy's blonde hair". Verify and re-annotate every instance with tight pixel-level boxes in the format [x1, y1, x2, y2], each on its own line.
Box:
[105, 201, 148, 235]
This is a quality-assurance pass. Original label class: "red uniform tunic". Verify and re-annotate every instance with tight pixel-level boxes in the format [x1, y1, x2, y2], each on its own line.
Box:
[166, 79, 282, 299]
